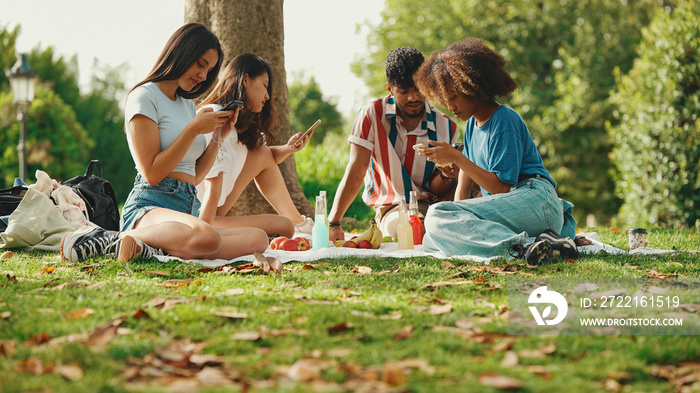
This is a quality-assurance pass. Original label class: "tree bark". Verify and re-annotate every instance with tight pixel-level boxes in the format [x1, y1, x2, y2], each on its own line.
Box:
[184, 0, 313, 217]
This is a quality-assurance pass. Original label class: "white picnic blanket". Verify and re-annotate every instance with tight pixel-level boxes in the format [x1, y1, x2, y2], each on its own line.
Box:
[154, 232, 689, 267]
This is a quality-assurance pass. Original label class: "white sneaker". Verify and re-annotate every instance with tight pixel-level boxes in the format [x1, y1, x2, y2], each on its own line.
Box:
[294, 215, 314, 235]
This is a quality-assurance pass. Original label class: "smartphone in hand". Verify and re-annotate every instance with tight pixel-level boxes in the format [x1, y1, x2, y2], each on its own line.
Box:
[220, 100, 244, 111]
[293, 119, 321, 148]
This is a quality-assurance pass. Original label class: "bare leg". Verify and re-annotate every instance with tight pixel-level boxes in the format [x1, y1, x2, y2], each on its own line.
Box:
[209, 226, 269, 259]
[126, 208, 268, 259]
[212, 214, 294, 238]
[220, 145, 305, 225]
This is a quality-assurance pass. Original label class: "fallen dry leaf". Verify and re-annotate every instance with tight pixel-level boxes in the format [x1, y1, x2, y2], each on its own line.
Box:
[55, 363, 84, 381]
[0, 340, 16, 357]
[231, 331, 261, 341]
[16, 357, 53, 375]
[518, 349, 547, 359]
[455, 316, 474, 330]
[429, 303, 453, 315]
[287, 359, 321, 382]
[132, 309, 150, 319]
[197, 366, 235, 387]
[441, 261, 456, 269]
[527, 365, 553, 380]
[420, 280, 472, 290]
[501, 351, 519, 368]
[327, 321, 354, 335]
[603, 378, 622, 392]
[222, 288, 245, 296]
[214, 311, 248, 320]
[490, 340, 515, 354]
[478, 371, 523, 389]
[326, 347, 353, 358]
[83, 318, 125, 351]
[392, 325, 414, 341]
[265, 306, 289, 313]
[154, 278, 205, 288]
[607, 370, 632, 380]
[352, 266, 372, 275]
[0, 251, 14, 259]
[142, 297, 168, 308]
[382, 363, 407, 386]
[253, 251, 283, 274]
[292, 315, 308, 324]
[143, 270, 169, 276]
[63, 308, 94, 320]
[38, 267, 55, 275]
[645, 270, 679, 279]
[188, 354, 225, 367]
[1, 311, 11, 319]
[24, 332, 51, 346]
[394, 358, 435, 375]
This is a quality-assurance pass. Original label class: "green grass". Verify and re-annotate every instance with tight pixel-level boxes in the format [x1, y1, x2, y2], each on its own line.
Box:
[0, 227, 698, 392]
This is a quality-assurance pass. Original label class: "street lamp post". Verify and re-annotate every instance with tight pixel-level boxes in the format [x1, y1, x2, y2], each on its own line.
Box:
[5, 53, 36, 182]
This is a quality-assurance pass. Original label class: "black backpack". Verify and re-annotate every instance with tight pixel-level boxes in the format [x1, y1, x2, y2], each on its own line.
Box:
[61, 160, 120, 231]
[0, 185, 27, 217]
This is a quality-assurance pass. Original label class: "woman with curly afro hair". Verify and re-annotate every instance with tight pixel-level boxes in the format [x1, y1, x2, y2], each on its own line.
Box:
[413, 38, 578, 264]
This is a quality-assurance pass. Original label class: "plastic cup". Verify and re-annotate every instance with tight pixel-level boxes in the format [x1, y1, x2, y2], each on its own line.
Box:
[628, 228, 647, 250]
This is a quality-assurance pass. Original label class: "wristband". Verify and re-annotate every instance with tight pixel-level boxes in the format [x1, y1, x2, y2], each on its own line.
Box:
[329, 221, 341, 227]
[439, 171, 453, 182]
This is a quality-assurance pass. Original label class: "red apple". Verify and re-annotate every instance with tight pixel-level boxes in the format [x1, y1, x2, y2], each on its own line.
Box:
[270, 236, 288, 250]
[342, 240, 357, 248]
[294, 237, 310, 251]
[280, 238, 301, 251]
[356, 239, 372, 249]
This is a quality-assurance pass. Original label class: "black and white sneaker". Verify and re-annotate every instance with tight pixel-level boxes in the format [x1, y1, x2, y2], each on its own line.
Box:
[60, 226, 120, 262]
[511, 239, 553, 265]
[115, 235, 166, 262]
[536, 229, 579, 260]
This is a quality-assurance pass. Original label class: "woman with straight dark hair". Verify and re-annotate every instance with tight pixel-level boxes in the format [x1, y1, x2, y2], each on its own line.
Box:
[60, 23, 269, 262]
[196, 54, 314, 236]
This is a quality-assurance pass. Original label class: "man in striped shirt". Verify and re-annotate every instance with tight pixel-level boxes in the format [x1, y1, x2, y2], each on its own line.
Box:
[328, 47, 459, 241]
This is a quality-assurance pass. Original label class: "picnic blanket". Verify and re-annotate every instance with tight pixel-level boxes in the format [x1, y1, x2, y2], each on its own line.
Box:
[154, 231, 688, 267]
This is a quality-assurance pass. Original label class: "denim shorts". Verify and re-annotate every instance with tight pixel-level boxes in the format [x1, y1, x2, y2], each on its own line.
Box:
[120, 174, 201, 231]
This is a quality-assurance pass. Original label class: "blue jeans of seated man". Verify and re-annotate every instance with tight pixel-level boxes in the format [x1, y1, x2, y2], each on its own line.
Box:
[423, 177, 564, 258]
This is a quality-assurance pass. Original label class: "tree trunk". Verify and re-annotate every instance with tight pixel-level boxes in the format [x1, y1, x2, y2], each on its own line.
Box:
[184, 0, 313, 217]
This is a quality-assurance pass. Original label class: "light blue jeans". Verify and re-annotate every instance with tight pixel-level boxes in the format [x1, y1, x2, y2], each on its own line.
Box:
[120, 174, 201, 232]
[423, 177, 575, 258]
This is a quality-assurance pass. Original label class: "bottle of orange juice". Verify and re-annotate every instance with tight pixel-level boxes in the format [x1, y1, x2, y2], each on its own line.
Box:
[408, 191, 423, 245]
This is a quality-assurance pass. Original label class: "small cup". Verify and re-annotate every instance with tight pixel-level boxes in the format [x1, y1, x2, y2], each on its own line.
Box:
[628, 228, 647, 250]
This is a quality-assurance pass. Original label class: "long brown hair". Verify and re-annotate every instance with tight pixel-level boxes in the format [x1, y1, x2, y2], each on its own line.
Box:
[129, 23, 223, 99]
[199, 54, 276, 150]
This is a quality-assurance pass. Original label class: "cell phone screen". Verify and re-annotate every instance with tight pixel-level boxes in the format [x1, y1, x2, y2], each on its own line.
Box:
[293, 119, 321, 148]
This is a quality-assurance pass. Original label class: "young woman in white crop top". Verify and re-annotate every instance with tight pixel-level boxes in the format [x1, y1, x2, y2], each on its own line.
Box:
[195, 54, 314, 237]
[59, 23, 269, 263]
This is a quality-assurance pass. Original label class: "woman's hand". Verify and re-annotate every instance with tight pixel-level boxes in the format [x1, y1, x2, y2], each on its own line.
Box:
[190, 107, 236, 137]
[436, 163, 460, 181]
[213, 107, 241, 143]
[287, 128, 313, 152]
[416, 141, 462, 167]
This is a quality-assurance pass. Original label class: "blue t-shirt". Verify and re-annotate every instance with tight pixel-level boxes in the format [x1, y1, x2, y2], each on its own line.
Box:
[124, 82, 206, 177]
[463, 105, 555, 196]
